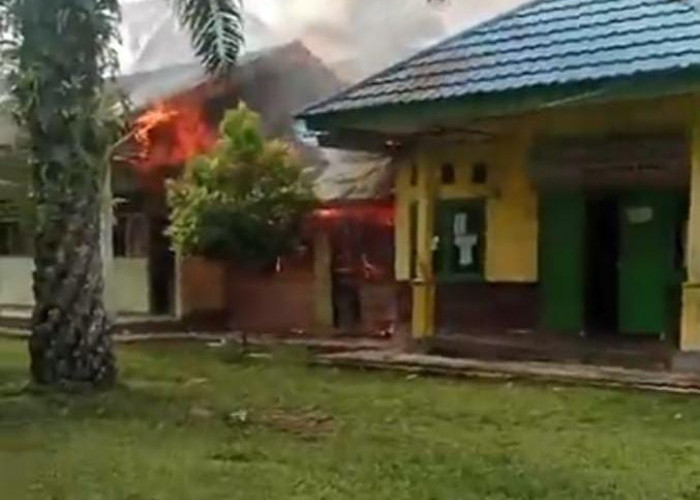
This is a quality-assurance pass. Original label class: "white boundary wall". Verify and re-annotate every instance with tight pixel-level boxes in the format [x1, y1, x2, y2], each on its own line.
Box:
[0, 256, 150, 314]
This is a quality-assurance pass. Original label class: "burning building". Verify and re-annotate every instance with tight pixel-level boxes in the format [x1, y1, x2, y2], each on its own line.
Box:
[0, 41, 396, 333]
[108, 41, 397, 334]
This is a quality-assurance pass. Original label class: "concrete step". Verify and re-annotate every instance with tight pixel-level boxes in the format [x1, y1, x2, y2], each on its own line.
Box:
[431, 333, 673, 372]
[0, 314, 209, 335]
[317, 349, 700, 395]
[0, 315, 29, 331]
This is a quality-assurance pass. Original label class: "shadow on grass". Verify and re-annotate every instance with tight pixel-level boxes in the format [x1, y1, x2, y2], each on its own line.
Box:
[0, 342, 312, 427]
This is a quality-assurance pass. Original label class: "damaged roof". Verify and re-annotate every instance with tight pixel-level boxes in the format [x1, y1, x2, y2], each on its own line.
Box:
[116, 42, 340, 110]
[309, 149, 393, 201]
[120, 41, 393, 201]
[1, 42, 393, 202]
[301, 0, 700, 117]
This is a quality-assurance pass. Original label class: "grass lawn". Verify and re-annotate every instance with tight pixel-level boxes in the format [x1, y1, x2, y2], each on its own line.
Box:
[2, 339, 700, 499]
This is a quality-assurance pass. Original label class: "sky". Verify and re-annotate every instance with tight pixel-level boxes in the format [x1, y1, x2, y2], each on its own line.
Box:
[118, 0, 527, 80]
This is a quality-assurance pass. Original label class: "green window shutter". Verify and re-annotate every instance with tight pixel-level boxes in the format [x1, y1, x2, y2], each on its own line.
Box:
[434, 200, 485, 281]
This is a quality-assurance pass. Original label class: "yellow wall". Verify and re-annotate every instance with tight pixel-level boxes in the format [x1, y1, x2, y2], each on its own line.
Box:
[391, 93, 699, 341]
[394, 95, 697, 286]
[395, 132, 538, 283]
[486, 131, 538, 282]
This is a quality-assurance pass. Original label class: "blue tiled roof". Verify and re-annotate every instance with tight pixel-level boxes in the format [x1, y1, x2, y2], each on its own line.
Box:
[302, 0, 700, 117]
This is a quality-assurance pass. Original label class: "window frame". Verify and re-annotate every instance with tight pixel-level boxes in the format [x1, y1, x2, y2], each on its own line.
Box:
[0, 219, 26, 257]
[113, 212, 149, 258]
[433, 198, 486, 282]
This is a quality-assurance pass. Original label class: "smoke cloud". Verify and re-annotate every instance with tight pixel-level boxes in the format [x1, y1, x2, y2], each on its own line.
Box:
[260, 0, 445, 80]
[119, 0, 526, 79]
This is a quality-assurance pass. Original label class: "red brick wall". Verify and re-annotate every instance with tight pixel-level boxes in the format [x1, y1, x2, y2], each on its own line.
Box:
[226, 266, 316, 333]
[179, 244, 398, 335]
[359, 282, 396, 333]
[179, 257, 227, 319]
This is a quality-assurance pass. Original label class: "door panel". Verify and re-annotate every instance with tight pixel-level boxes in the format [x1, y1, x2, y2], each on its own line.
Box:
[618, 191, 676, 335]
[540, 193, 585, 332]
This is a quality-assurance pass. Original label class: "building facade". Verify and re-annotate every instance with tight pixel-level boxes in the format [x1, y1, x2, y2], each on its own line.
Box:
[300, 0, 700, 354]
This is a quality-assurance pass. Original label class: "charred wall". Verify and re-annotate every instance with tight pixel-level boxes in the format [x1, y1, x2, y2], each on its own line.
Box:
[435, 282, 539, 335]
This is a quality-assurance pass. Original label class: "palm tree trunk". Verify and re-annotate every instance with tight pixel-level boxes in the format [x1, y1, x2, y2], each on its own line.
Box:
[29, 173, 116, 385]
[13, 0, 120, 386]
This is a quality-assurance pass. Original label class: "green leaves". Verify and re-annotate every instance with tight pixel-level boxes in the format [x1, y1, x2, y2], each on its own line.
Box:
[169, 0, 244, 74]
[167, 104, 316, 266]
[6, 0, 123, 252]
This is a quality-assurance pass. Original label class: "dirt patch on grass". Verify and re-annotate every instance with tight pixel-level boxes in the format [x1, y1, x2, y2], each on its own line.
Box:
[259, 407, 334, 440]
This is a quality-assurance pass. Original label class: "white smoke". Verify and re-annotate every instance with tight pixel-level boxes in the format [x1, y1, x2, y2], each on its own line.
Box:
[118, 0, 527, 79]
[118, 0, 275, 74]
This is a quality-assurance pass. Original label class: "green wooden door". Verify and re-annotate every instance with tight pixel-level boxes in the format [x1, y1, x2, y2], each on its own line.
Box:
[618, 191, 676, 335]
[540, 193, 585, 333]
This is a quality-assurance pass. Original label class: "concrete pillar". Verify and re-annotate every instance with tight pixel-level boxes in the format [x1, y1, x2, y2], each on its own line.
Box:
[681, 107, 700, 351]
[313, 231, 334, 330]
[101, 163, 116, 316]
[174, 250, 184, 320]
[411, 148, 437, 338]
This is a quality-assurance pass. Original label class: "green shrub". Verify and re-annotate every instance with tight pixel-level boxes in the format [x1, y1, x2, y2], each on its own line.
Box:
[167, 104, 315, 266]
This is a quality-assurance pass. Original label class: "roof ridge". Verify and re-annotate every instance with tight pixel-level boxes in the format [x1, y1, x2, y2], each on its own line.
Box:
[347, 47, 700, 99]
[408, 20, 700, 68]
[439, 13, 695, 54]
[372, 35, 700, 85]
[447, 5, 687, 48]
[298, 0, 548, 117]
[503, 0, 669, 21]
[473, 0, 685, 35]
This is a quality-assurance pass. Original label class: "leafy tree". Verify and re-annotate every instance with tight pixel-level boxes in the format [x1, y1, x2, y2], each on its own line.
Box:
[0, 0, 243, 387]
[167, 104, 315, 268]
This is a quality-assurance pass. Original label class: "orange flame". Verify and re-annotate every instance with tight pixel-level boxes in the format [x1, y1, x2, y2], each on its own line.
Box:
[132, 98, 217, 174]
[312, 205, 394, 228]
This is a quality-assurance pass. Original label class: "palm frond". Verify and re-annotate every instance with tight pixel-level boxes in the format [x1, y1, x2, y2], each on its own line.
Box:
[169, 0, 244, 74]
